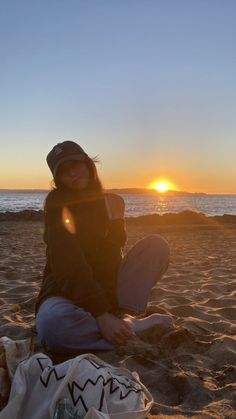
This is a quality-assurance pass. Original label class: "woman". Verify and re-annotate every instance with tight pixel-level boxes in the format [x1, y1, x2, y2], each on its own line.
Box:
[35, 140, 172, 355]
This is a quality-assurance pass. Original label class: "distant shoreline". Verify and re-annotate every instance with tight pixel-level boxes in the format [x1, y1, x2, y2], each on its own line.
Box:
[0, 188, 236, 196]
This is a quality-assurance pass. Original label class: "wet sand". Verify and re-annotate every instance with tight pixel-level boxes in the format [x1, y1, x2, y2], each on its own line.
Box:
[0, 220, 236, 417]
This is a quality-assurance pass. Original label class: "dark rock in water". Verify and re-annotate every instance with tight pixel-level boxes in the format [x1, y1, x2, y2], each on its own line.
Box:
[0, 210, 43, 221]
[126, 210, 236, 226]
[1, 208, 236, 225]
[213, 214, 236, 224]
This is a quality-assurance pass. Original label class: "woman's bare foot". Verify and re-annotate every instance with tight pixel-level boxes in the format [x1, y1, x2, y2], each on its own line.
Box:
[122, 313, 174, 333]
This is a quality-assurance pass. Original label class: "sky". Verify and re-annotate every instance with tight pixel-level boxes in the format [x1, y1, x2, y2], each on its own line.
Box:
[0, 0, 235, 193]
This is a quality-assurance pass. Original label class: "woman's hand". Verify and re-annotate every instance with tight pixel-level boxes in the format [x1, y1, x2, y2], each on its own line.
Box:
[96, 312, 135, 345]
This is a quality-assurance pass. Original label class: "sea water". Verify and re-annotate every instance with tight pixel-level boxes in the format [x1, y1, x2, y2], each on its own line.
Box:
[0, 190, 236, 217]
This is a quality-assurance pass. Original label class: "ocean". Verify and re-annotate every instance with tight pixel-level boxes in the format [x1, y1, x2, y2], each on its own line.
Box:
[0, 191, 236, 217]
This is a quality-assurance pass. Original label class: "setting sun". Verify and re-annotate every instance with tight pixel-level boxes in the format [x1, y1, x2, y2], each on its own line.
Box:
[155, 183, 169, 193]
[148, 179, 177, 193]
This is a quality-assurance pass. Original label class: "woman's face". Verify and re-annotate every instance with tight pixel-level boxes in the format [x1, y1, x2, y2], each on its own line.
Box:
[56, 160, 90, 190]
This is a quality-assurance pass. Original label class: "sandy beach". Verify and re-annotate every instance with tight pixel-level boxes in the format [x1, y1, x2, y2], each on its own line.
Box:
[0, 218, 236, 417]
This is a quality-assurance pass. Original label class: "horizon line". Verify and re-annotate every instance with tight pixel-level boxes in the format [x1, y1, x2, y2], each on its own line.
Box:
[0, 188, 236, 195]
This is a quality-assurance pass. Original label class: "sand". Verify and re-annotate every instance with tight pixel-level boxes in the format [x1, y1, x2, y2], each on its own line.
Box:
[0, 219, 236, 418]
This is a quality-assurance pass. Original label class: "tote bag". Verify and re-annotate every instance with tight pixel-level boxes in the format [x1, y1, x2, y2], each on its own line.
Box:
[0, 352, 153, 419]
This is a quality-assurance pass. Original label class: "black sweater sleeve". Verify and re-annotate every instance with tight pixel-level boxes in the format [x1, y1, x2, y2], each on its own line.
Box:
[45, 204, 112, 318]
[104, 218, 127, 248]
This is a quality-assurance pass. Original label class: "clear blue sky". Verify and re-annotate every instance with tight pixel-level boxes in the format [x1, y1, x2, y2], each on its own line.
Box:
[0, 0, 235, 192]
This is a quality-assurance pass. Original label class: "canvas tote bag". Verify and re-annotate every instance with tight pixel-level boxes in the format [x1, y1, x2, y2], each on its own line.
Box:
[0, 352, 153, 419]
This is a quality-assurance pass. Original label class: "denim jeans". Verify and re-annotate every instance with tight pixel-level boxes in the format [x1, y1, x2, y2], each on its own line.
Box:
[36, 234, 170, 353]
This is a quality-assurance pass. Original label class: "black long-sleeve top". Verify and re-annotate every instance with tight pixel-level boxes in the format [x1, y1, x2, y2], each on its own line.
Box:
[35, 189, 127, 317]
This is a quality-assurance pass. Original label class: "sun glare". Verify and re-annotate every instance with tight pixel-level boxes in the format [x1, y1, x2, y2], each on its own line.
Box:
[155, 183, 169, 193]
[148, 179, 176, 193]
[62, 207, 76, 234]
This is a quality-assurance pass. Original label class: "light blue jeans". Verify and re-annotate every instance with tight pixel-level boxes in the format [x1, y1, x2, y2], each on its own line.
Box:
[36, 234, 170, 353]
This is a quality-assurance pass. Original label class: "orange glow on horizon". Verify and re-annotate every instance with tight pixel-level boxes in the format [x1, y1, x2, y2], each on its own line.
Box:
[1, 174, 236, 194]
[148, 178, 177, 193]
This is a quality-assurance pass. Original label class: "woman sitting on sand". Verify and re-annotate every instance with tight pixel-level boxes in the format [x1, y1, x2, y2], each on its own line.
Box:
[35, 140, 172, 354]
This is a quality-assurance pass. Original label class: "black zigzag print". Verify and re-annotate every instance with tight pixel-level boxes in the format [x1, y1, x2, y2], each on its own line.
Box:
[40, 369, 66, 387]
[67, 358, 143, 408]
[36, 355, 144, 413]
[68, 373, 143, 407]
[36, 357, 66, 387]
[36, 357, 51, 372]
[99, 388, 105, 411]
[69, 357, 141, 394]
[66, 394, 89, 413]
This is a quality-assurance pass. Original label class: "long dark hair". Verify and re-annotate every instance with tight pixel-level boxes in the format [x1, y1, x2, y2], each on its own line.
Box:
[45, 155, 105, 210]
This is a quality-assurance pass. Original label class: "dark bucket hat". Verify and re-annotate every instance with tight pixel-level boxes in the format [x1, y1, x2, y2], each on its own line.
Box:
[47, 141, 88, 177]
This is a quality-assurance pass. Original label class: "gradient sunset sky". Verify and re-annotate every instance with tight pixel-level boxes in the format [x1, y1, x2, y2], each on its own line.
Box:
[0, 1, 235, 193]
